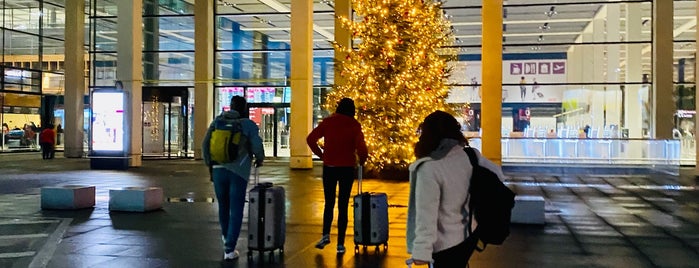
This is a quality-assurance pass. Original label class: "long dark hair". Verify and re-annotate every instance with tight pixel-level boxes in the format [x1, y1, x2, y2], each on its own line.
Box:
[414, 110, 468, 158]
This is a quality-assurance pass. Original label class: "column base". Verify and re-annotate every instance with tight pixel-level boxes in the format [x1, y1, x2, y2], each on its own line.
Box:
[129, 154, 142, 167]
[289, 155, 313, 169]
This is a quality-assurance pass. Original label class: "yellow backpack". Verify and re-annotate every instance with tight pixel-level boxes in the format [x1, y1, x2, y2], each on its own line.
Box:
[209, 117, 247, 164]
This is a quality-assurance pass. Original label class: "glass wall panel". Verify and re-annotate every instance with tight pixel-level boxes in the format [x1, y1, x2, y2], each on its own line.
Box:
[3, 31, 40, 57]
[502, 2, 652, 45]
[93, 18, 117, 51]
[43, 39, 65, 61]
[215, 51, 334, 86]
[143, 16, 195, 51]
[142, 52, 195, 85]
[42, 4, 66, 40]
[674, 42, 695, 84]
[145, 0, 194, 15]
[3, 1, 41, 34]
[92, 53, 117, 86]
[94, 0, 118, 17]
[538, 43, 650, 84]
[3, 68, 41, 93]
[45, 0, 66, 6]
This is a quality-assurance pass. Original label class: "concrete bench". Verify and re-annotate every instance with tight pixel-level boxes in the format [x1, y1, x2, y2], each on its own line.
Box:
[511, 195, 545, 224]
[109, 187, 163, 212]
[41, 185, 95, 210]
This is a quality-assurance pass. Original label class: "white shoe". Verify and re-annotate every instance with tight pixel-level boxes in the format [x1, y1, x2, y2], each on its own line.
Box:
[224, 250, 239, 260]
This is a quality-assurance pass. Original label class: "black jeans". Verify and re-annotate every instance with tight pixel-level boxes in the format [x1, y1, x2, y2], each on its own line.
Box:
[40, 142, 54, 159]
[321, 166, 355, 245]
[432, 234, 478, 268]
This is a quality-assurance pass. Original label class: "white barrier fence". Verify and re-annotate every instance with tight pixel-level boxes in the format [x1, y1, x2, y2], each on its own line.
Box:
[468, 138, 683, 166]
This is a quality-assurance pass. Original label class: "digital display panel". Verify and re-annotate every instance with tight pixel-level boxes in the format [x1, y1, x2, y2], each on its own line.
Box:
[92, 92, 125, 151]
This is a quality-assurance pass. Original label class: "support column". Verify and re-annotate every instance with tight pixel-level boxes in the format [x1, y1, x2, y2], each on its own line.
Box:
[481, 0, 503, 164]
[193, 0, 214, 160]
[289, 0, 314, 169]
[652, 1, 674, 139]
[63, 0, 85, 158]
[116, 0, 143, 167]
[625, 3, 643, 138]
[334, 0, 351, 87]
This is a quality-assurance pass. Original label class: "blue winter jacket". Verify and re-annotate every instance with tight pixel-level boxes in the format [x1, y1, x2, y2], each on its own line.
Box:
[202, 110, 265, 181]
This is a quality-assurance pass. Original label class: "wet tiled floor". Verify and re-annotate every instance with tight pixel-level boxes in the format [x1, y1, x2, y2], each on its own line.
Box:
[0, 153, 697, 267]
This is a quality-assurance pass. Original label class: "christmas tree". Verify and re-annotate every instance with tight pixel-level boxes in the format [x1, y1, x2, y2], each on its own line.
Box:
[327, 0, 456, 179]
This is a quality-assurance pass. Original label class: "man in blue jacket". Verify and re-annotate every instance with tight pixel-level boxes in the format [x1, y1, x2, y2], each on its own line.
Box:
[202, 95, 265, 261]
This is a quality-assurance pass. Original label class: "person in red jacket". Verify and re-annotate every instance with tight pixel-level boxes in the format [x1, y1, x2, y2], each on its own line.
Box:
[39, 124, 56, 159]
[307, 97, 368, 254]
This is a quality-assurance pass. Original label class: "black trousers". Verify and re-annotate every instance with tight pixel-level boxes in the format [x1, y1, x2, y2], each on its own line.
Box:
[321, 166, 355, 245]
[40, 142, 54, 159]
[432, 234, 478, 268]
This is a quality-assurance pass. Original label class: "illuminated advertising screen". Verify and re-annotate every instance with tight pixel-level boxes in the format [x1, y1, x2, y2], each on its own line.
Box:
[92, 92, 125, 151]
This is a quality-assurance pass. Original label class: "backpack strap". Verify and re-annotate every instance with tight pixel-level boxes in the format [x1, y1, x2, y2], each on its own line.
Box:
[463, 147, 477, 236]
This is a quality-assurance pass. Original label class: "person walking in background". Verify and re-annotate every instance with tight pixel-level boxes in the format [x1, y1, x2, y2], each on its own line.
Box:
[531, 78, 540, 100]
[2, 123, 9, 147]
[56, 124, 63, 145]
[39, 124, 56, 159]
[519, 76, 527, 101]
[202, 96, 265, 261]
[406, 111, 506, 268]
[307, 97, 368, 254]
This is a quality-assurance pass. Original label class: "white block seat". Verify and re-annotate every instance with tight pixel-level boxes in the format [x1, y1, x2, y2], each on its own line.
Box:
[511, 195, 545, 225]
[109, 187, 163, 212]
[41, 185, 96, 210]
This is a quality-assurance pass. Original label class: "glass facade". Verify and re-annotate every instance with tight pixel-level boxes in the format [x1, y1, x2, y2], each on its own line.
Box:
[1, 0, 71, 152]
[1, 0, 697, 164]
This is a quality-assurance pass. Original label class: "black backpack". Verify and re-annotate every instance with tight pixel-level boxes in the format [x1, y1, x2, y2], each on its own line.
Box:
[464, 147, 515, 251]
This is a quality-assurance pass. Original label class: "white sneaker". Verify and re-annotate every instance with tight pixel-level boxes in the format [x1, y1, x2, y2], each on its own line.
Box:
[224, 250, 239, 260]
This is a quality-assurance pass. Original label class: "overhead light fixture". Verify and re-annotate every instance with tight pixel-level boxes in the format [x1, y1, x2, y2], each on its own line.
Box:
[545, 6, 557, 18]
[539, 22, 550, 31]
[537, 35, 544, 42]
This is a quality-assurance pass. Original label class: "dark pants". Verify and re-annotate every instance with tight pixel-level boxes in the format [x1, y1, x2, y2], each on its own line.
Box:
[432, 234, 478, 268]
[321, 166, 355, 246]
[40, 142, 54, 159]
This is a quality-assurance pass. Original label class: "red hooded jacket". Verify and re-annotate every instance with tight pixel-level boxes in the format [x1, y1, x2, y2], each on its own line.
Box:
[306, 113, 368, 167]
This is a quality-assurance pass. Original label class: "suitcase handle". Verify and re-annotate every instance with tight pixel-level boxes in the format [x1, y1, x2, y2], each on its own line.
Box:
[253, 166, 259, 185]
[357, 165, 363, 195]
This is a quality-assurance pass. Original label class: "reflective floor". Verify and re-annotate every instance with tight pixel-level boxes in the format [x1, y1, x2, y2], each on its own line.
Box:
[0, 153, 697, 267]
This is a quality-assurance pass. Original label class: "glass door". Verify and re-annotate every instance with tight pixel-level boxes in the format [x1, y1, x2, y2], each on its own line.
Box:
[249, 105, 290, 157]
[142, 87, 190, 159]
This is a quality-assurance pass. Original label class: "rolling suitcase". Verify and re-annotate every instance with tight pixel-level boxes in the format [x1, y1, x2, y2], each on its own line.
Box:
[353, 165, 389, 253]
[247, 167, 286, 259]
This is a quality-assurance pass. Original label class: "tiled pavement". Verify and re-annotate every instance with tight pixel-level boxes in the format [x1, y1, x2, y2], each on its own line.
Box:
[0, 153, 698, 268]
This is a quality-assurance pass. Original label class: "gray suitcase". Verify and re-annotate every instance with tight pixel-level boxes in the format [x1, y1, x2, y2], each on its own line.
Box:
[353, 165, 389, 253]
[247, 167, 285, 259]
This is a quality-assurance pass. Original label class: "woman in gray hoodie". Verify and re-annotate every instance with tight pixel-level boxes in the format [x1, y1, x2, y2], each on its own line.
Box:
[406, 110, 505, 268]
